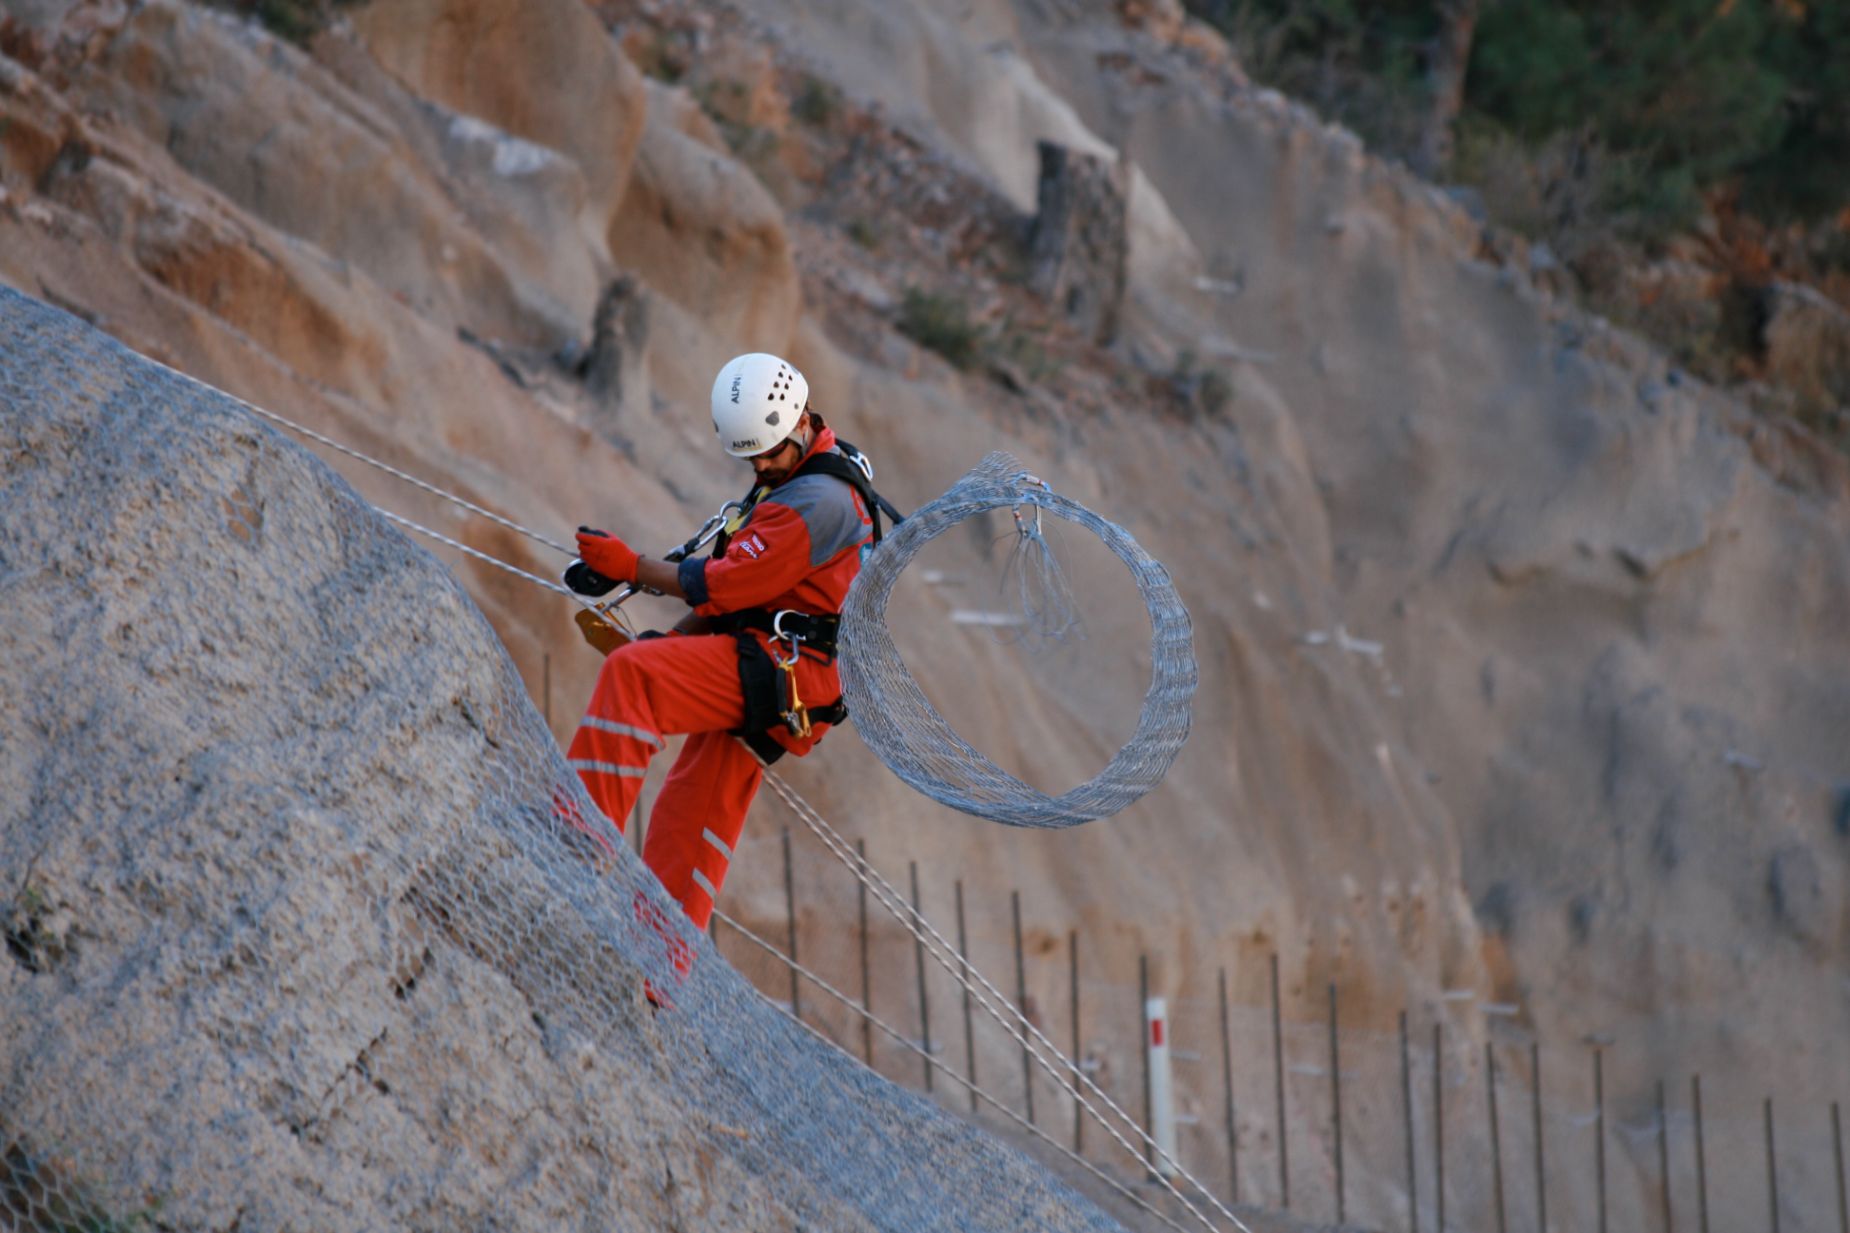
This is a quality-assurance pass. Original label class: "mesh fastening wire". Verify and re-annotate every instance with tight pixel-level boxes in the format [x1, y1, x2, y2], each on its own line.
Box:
[840, 453, 1197, 828]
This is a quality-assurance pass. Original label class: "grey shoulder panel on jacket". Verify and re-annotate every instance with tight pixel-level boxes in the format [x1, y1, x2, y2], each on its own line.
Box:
[772, 471, 870, 566]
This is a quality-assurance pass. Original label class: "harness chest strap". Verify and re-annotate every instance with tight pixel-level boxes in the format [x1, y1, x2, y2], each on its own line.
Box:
[712, 436, 904, 557]
[714, 433, 899, 763]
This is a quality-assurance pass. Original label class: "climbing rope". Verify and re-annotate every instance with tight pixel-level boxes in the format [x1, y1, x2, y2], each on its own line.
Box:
[213, 394, 1240, 1229]
[217, 383, 575, 557]
[712, 907, 1194, 1233]
[762, 771, 1253, 1233]
[369, 507, 578, 599]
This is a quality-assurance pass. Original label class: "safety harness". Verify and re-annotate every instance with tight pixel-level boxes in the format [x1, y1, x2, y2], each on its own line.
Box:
[715, 435, 902, 765]
[711, 436, 903, 557]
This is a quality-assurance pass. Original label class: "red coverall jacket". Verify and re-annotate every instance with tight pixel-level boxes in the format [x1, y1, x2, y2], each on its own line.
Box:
[566, 424, 872, 935]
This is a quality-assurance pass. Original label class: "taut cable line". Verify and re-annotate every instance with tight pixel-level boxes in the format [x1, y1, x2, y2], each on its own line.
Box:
[760, 771, 1252, 1233]
[713, 907, 1195, 1233]
[217, 394, 1243, 1230]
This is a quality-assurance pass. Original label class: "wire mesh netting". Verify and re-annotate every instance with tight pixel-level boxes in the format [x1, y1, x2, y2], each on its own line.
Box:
[0, 286, 1132, 1232]
[840, 453, 1197, 828]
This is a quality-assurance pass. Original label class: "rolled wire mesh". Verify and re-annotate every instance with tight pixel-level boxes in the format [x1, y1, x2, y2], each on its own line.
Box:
[840, 452, 1196, 828]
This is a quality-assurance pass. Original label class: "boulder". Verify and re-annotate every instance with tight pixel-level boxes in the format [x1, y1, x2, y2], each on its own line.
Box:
[31, 0, 602, 344]
[609, 91, 801, 354]
[348, 0, 648, 232]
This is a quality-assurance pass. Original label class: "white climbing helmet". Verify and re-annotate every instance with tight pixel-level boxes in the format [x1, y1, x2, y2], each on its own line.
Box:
[711, 352, 809, 457]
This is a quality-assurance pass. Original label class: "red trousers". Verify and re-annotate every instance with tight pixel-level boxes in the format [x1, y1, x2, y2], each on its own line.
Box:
[566, 633, 834, 931]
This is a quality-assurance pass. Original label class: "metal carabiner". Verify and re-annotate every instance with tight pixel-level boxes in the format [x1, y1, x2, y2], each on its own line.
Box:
[773, 611, 814, 670]
[771, 648, 811, 741]
[1009, 472, 1050, 539]
[766, 611, 812, 737]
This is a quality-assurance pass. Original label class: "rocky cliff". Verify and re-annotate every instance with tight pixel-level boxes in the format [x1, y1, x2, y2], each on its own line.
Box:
[2, 0, 1847, 1229]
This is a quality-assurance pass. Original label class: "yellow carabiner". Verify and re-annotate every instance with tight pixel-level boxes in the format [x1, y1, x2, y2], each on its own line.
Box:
[726, 488, 768, 537]
[775, 638, 812, 739]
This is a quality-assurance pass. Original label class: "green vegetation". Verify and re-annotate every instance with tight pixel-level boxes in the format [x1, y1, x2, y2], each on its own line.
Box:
[208, 0, 366, 46]
[897, 288, 985, 369]
[991, 320, 1058, 387]
[251, 0, 324, 43]
[1169, 348, 1234, 416]
[846, 218, 882, 251]
[1468, 0, 1844, 233]
[1188, 0, 1850, 243]
[791, 75, 842, 129]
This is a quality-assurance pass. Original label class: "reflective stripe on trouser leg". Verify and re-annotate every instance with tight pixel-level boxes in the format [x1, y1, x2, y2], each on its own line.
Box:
[566, 634, 745, 834]
[581, 716, 665, 749]
[643, 729, 765, 931]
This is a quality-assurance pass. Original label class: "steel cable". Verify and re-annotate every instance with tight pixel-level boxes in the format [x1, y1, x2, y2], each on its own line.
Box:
[762, 771, 1253, 1233]
[198, 383, 1225, 1226]
[713, 908, 1193, 1233]
[142, 352, 576, 557]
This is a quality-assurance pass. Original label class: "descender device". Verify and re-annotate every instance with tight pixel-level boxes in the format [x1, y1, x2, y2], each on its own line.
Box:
[560, 496, 754, 654]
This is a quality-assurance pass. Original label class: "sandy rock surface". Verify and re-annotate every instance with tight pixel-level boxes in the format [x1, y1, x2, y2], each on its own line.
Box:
[1, 0, 1847, 1229]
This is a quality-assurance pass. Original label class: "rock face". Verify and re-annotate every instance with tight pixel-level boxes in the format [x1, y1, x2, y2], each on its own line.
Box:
[0, 287, 1127, 1233]
[580, 273, 653, 434]
[609, 79, 802, 357]
[348, 0, 648, 238]
[1027, 141, 1128, 345]
[60, 0, 614, 346]
[1762, 279, 1850, 430]
[3, 1, 1849, 1231]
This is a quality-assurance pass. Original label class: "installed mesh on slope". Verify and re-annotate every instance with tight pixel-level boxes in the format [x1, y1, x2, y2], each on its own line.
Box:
[0, 287, 1129, 1233]
[841, 453, 1197, 828]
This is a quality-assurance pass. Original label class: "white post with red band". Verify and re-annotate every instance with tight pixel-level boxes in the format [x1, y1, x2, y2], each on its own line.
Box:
[1146, 995, 1178, 1177]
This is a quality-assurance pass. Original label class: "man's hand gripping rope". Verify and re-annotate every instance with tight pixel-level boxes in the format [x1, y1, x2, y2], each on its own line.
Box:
[561, 498, 750, 654]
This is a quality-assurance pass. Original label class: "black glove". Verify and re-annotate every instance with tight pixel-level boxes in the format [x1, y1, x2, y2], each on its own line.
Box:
[563, 560, 620, 596]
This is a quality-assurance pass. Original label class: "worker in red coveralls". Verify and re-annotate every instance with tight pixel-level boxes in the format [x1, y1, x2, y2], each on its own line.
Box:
[562, 353, 898, 966]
